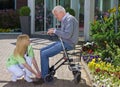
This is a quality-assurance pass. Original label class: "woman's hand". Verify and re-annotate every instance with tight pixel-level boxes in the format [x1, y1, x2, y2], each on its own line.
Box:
[35, 73, 41, 78]
[37, 71, 41, 76]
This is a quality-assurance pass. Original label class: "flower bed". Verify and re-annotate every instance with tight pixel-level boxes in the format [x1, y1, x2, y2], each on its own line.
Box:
[0, 28, 21, 33]
[88, 58, 120, 86]
[80, 42, 120, 87]
[81, 54, 120, 87]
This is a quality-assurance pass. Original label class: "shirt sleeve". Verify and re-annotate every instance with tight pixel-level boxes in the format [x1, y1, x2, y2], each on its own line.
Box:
[53, 28, 56, 33]
[16, 56, 26, 64]
[27, 45, 34, 58]
[55, 18, 74, 39]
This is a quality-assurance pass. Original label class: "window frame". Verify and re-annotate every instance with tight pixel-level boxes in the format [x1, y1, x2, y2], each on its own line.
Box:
[0, 0, 15, 10]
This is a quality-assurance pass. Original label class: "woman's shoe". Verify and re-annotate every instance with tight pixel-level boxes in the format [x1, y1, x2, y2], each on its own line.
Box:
[11, 75, 17, 82]
[24, 76, 33, 82]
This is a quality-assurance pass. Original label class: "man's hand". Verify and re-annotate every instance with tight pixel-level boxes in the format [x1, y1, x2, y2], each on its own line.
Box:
[47, 28, 54, 35]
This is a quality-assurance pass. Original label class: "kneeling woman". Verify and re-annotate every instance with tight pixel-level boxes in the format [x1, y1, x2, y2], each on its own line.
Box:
[6, 34, 41, 82]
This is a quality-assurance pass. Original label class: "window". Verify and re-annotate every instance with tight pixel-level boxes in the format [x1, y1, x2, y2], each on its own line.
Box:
[59, 0, 70, 8]
[0, 0, 15, 10]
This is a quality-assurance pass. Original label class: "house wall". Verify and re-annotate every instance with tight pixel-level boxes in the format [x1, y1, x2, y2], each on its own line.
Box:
[16, 0, 27, 9]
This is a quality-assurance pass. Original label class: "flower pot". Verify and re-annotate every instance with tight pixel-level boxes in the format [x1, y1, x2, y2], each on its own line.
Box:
[20, 16, 31, 36]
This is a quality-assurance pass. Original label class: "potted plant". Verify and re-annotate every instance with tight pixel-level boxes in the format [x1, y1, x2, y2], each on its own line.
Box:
[19, 6, 31, 36]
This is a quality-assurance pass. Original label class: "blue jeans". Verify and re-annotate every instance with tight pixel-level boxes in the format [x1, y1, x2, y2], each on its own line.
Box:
[40, 41, 73, 78]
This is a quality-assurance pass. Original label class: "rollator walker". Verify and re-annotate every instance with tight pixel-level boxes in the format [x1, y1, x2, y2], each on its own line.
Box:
[44, 37, 81, 84]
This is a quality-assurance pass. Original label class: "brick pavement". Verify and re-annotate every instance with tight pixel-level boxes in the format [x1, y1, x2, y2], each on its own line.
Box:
[0, 34, 92, 87]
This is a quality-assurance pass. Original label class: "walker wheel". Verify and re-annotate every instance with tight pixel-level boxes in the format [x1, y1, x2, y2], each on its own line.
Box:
[73, 72, 81, 84]
[72, 71, 78, 76]
[68, 64, 76, 71]
[44, 74, 54, 83]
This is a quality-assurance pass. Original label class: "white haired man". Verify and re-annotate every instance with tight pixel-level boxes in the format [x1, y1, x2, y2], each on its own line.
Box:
[40, 5, 79, 82]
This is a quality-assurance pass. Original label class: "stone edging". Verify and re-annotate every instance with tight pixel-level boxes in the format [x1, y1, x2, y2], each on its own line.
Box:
[81, 57, 94, 86]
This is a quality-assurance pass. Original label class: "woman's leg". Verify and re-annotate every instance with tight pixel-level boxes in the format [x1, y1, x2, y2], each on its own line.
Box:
[7, 65, 25, 82]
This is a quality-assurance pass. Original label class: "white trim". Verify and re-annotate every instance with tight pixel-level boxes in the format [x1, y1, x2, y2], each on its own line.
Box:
[110, 0, 114, 8]
[0, 33, 22, 34]
[71, 0, 79, 20]
[44, 0, 47, 31]
[100, 0, 103, 12]
[53, 0, 57, 28]
[28, 0, 35, 34]
[84, 0, 95, 41]
[14, 0, 17, 9]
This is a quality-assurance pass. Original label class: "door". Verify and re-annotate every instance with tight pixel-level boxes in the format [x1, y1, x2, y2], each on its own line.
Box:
[53, 0, 71, 28]
[35, 0, 71, 32]
[35, 0, 44, 32]
[35, 0, 54, 32]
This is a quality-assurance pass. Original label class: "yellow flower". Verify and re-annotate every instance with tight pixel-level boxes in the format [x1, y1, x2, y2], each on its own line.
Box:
[95, 64, 100, 69]
[92, 59, 96, 62]
[106, 63, 112, 68]
[104, 16, 108, 21]
[88, 61, 96, 71]
[98, 58, 101, 61]
[112, 8, 116, 12]
[108, 7, 116, 13]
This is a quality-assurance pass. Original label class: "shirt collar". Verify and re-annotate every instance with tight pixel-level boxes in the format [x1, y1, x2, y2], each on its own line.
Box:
[62, 13, 69, 22]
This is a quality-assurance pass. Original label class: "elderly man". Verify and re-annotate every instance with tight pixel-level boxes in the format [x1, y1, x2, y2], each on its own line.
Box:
[40, 5, 79, 81]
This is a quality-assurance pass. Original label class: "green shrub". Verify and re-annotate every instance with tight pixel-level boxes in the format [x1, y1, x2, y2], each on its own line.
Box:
[0, 10, 20, 29]
[90, 7, 120, 66]
[66, 8, 75, 16]
[19, 6, 31, 16]
[0, 28, 11, 32]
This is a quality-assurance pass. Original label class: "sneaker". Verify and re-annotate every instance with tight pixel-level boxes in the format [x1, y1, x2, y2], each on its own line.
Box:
[11, 75, 17, 82]
[24, 76, 33, 82]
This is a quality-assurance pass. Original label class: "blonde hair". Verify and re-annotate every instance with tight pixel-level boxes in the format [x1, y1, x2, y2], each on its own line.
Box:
[14, 34, 30, 57]
[52, 5, 66, 15]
